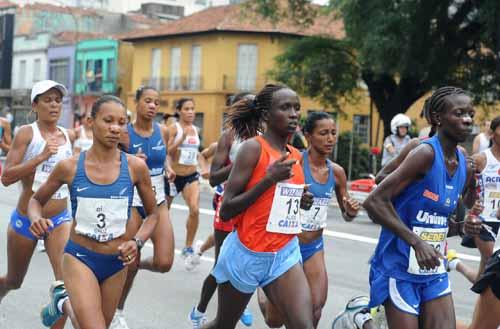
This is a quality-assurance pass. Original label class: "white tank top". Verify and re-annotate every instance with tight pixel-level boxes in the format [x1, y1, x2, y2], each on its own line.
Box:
[74, 126, 93, 152]
[480, 148, 500, 223]
[23, 122, 72, 199]
[174, 122, 200, 166]
[478, 133, 490, 153]
[229, 138, 243, 163]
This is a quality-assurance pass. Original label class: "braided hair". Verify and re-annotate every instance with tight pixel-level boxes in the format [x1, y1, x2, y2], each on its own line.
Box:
[225, 84, 288, 140]
[423, 86, 468, 137]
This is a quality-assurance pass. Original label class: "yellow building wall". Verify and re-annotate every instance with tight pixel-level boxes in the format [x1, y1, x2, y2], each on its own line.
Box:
[117, 41, 134, 102]
[125, 32, 382, 146]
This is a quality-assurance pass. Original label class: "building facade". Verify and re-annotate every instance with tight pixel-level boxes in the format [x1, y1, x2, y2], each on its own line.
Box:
[11, 33, 50, 89]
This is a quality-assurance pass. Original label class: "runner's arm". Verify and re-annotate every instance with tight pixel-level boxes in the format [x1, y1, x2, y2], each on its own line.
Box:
[364, 145, 433, 246]
[130, 155, 159, 242]
[209, 131, 234, 187]
[332, 162, 360, 221]
[166, 124, 185, 153]
[461, 152, 483, 209]
[199, 142, 217, 179]
[0, 119, 12, 153]
[1, 126, 47, 186]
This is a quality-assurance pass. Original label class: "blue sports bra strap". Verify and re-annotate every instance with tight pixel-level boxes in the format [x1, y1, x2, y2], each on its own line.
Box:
[75, 152, 87, 180]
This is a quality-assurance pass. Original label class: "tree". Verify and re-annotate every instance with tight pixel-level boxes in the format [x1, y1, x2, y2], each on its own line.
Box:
[251, 0, 500, 137]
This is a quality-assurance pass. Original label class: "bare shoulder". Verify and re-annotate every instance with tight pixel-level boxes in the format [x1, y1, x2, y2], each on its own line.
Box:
[13, 124, 34, 143]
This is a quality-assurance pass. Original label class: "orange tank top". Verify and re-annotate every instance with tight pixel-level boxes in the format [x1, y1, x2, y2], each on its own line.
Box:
[237, 136, 304, 252]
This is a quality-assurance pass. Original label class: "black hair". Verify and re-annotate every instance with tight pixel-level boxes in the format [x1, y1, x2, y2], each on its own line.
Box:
[491, 116, 500, 132]
[303, 111, 332, 134]
[91, 95, 126, 118]
[175, 97, 194, 111]
[230, 92, 254, 106]
[135, 85, 158, 102]
[225, 84, 288, 140]
[423, 86, 468, 136]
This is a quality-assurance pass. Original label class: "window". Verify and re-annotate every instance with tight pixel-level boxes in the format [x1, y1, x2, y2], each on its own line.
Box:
[33, 58, 41, 83]
[76, 60, 83, 83]
[49, 58, 70, 87]
[170, 47, 181, 90]
[189, 45, 201, 90]
[86, 59, 103, 92]
[19, 60, 27, 88]
[353, 114, 370, 144]
[106, 58, 114, 82]
[151, 48, 162, 89]
[236, 44, 258, 91]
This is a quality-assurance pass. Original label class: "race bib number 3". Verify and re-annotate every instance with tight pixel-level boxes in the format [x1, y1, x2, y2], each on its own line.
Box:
[179, 147, 198, 166]
[266, 182, 304, 234]
[75, 197, 129, 242]
[407, 226, 448, 275]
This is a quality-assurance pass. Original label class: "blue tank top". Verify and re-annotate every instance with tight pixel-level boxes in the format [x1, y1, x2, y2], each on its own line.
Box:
[127, 123, 166, 177]
[371, 135, 467, 282]
[70, 151, 134, 242]
[301, 151, 336, 231]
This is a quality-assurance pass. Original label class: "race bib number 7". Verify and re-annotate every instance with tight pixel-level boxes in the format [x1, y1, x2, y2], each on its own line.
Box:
[407, 226, 448, 275]
[266, 182, 304, 234]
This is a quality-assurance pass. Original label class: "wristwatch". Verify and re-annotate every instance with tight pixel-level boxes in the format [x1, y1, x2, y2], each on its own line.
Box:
[132, 237, 145, 251]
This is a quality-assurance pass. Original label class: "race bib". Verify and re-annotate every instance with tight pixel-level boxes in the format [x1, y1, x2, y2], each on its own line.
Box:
[483, 190, 500, 223]
[179, 147, 198, 166]
[75, 197, 129, 242]
[33, 158, 68, 199]
[407, 226, 448, 275]
[266, 182, 304, 234]
[132, 174, 165, 206]
[300, 197, 329, 231]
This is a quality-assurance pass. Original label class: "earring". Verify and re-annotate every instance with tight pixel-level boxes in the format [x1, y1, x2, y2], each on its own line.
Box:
[437, 121, 441, 126]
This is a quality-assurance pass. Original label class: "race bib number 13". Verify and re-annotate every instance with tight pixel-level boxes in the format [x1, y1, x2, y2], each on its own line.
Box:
[266, 182, 304, 234]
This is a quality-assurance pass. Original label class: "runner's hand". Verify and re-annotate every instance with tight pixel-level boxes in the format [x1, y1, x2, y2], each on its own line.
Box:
[265, 152, 296, 183]
[41, 138, 58, 160]
[464, 213, 482, 236]
[118, 240, 138, 266]
[300, 184, 313, 210]
[343, 196, 360, 217]
[470, 199, 484, 216]
[29, 217, 54, 239]
[412, 239, 442, 271]
[136, 147, 148, 161]
[166, 168, 176, 182]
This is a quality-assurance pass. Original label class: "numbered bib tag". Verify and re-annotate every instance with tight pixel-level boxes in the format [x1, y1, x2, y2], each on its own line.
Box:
[132, 174, 165, 206]
[407, 226, 448, 275]
[33, 158, 68, 199]
[266, 182, 304, 234]
[75, 197, 129, 242]
[483, 191, 500, 223]
[300, 198, 329, 231]
[179, 147, 198, 166]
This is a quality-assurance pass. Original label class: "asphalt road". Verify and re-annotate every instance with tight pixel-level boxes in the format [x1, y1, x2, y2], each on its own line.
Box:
[0, 181, 479, 329]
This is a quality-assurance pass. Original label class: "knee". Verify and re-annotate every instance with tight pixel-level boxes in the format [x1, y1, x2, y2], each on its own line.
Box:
[5, 277, 23, 290]
[189, 207, 200, 219]
[263, 315, 284, 328]
[154, 259, 173, 273]
[290, 312, 314, 329]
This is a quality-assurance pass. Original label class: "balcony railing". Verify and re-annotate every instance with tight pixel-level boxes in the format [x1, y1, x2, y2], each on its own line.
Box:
[75, 78, 115, 95]
[222, 75, 269, 92]
[141, 76, 204, 91]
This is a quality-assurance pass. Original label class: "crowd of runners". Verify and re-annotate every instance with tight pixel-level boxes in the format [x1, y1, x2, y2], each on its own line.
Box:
[0, 79, 499, 329]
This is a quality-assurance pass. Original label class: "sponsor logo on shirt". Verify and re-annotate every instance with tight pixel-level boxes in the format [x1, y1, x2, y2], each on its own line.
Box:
[415, 210, 447, 225]
[423, 189, 439, 202]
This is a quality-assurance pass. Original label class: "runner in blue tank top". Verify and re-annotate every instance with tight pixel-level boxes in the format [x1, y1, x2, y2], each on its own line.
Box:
[115, 86, 175, 327]
[258, 112, 360, 329]
[28, 95, 159, 329]
[363, 87, 476, 329]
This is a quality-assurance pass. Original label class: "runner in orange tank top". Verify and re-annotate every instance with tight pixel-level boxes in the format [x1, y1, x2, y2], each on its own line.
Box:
[203, 84, 314, 329]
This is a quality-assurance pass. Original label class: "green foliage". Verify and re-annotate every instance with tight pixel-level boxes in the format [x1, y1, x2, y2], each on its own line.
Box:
[335, 131, 370, 180]
[270, 36, 360, 113]
[253, 0, 500, 138]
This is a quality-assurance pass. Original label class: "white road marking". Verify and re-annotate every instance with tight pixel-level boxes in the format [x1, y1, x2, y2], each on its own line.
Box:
[168, 204, 480, 262]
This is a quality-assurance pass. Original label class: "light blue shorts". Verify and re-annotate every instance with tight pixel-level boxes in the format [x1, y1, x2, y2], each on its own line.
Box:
[368, 266, 451, 315]
[212, 231, 302, 294]
[10, 208, 72, 241]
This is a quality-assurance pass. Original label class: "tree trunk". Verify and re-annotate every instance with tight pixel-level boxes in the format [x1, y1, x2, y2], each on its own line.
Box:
[362, 70, 427, 139]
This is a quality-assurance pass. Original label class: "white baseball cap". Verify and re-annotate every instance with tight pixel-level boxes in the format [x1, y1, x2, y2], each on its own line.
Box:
[31, 80, 68, 103]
